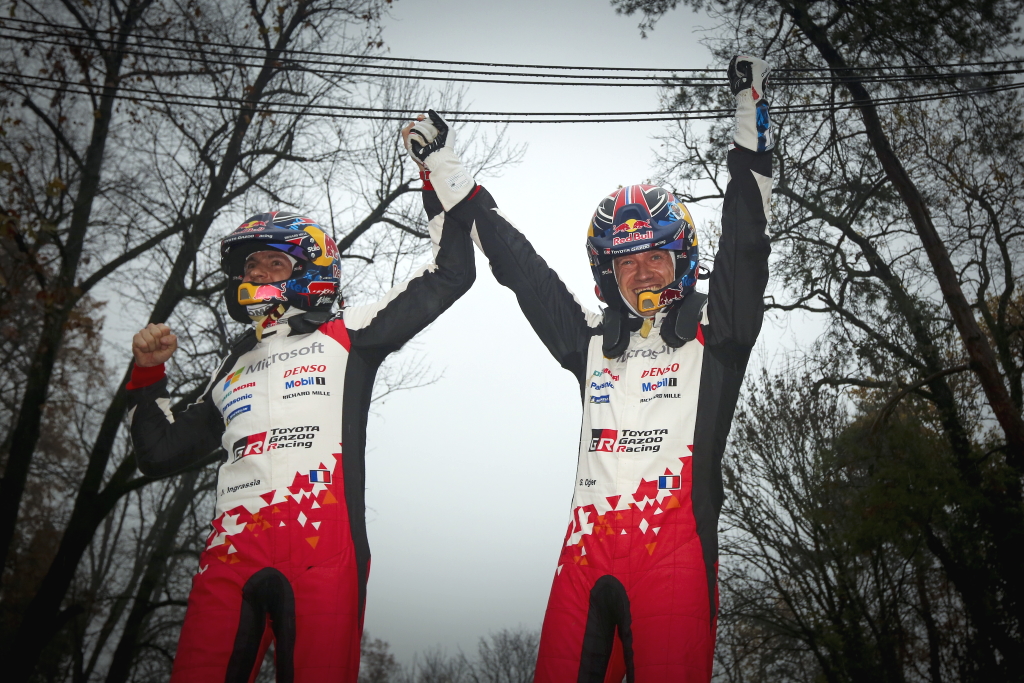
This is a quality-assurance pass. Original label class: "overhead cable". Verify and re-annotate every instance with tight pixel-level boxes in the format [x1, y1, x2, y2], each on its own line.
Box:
[4, 72, 1021, 123]
[3, 28, 1023, 91]
[3, 17, 1024, 82]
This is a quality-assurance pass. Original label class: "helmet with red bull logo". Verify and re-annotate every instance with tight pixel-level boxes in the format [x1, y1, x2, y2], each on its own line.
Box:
[220, 211, 342, 324]
[586, 184, 699, 316]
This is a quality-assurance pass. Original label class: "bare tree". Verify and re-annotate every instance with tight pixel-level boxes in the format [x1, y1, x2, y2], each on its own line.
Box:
[607, 0, 1024, 673]
[0, 0, 523, 679]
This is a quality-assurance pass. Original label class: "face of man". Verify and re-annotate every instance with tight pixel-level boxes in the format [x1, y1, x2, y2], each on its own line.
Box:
[243, 250, 294, 283]
[613, 249, 675, 317]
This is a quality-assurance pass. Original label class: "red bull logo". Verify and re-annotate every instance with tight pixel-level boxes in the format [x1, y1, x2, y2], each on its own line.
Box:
[238, 283, 287, 305]
[612, 219, 651, 234]
[237, 219, 266, 232]
[612, 230, 653, 246]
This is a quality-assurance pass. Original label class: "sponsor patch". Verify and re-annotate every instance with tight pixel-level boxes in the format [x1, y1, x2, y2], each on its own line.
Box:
[658, 475, 681, 490]
[284, 376, 326, 389]
[222, 367, 244, 390]
[231, 432, 267, 462]
[589, 428, 668, 453]
[589, 429, 618, 453]
[641, 377, 677, 392]
[641, 363, 679, 378]
[309, 469, 331, 483]
[226, 405, 251, 423]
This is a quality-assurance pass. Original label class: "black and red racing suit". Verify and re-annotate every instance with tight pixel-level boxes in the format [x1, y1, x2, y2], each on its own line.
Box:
[126, 188, 471, 682]
[441, 146, 772, 682]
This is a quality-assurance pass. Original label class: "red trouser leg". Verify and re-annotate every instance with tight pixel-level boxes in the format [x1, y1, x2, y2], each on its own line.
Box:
[171, 463, 365, 682]
[626, 558, 715, 681]
[171, 561, 251, 683]
[534, 561, 594, 683]
[290, 558, 363, 681]
[534, 485, 717, 683]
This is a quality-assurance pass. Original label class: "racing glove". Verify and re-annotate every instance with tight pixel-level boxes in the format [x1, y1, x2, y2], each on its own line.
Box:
[406, 110, 476, 211]
[729, 55, 773, 153]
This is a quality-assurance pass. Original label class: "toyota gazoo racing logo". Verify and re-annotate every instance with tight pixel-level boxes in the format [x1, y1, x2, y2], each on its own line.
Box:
[589, 429, 618, 453]
[589, 428, 668, 453]
[611, 219, 653, 246]
[231, 432, 267, 462]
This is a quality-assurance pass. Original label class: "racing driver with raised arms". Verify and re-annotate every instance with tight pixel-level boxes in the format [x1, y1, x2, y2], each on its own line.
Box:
[125, 122, 474, 682]
[405, 55, 774, 681]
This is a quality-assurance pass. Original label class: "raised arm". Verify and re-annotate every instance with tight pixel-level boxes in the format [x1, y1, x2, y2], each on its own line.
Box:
[405, 110, 599, 382]
[126, 324, 248, 477]
[342, 163, 476, 353]
[704, 56, 774, 368]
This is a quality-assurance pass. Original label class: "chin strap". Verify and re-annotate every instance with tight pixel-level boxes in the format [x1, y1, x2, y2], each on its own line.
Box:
[253, 304, 287, 341]
[661, 292, 708, 348]
[287, 310, 334, 335]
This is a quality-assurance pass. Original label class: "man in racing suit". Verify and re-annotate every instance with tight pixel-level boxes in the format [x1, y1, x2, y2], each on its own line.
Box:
[126, 161, 473, 680]
[406, 56, 773, 681]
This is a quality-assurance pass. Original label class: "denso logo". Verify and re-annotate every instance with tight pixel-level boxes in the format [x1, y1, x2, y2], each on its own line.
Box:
[641, 363, 679, 378]
[283, 364, 326, 378]
[284, 376, 326, 389]
[642, 377, 678, 392]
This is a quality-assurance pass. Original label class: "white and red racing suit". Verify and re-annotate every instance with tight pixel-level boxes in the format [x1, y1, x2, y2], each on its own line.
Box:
[443, 146, 771, 682]
[126, 188, 472, 683]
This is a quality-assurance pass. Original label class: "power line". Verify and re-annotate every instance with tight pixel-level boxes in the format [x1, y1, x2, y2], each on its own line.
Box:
[4, 72, 1021, 123]
[3, 17, 1024, 82]
[5, 27, 1023, 92]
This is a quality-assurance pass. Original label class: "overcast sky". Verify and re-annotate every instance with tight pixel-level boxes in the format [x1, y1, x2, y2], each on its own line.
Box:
[354, 0, 811, 664]
[96, 0, 813, 665]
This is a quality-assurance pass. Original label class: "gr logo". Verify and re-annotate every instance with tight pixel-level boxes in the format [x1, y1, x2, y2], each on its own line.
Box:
[589, 429, 618, 453]
[231, 432, 267, 463]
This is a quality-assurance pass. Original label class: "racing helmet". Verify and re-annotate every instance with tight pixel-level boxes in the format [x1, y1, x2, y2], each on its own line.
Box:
[220, 211, 342, 324]
[586, 184, 699, 315]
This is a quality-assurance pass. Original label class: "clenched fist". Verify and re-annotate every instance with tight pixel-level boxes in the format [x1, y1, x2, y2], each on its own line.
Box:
[132, 323, 177, 368]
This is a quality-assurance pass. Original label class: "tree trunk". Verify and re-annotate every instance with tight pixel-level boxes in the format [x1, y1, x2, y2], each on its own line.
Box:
[780, 0, 1024, 470]
[104, 470, 200, 683]
[0, 0, 155, 573]
[1, 11, 320, 678]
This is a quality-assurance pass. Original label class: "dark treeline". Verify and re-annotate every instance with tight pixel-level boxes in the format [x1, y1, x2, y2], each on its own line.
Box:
[356, 628, 538, 683]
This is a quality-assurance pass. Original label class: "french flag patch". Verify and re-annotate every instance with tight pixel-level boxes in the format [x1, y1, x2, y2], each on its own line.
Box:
[309, 469, 331, 484]
[658, 475, 681, 490]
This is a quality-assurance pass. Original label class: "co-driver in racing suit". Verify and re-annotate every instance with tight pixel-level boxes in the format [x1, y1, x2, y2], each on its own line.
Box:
[405, 56, 774, 682]
[126, 138, 473, 680]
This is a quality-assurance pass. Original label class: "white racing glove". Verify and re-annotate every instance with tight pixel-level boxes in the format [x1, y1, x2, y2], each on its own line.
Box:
[729, 55, 774, 153]
[406, 110, 476, 211]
